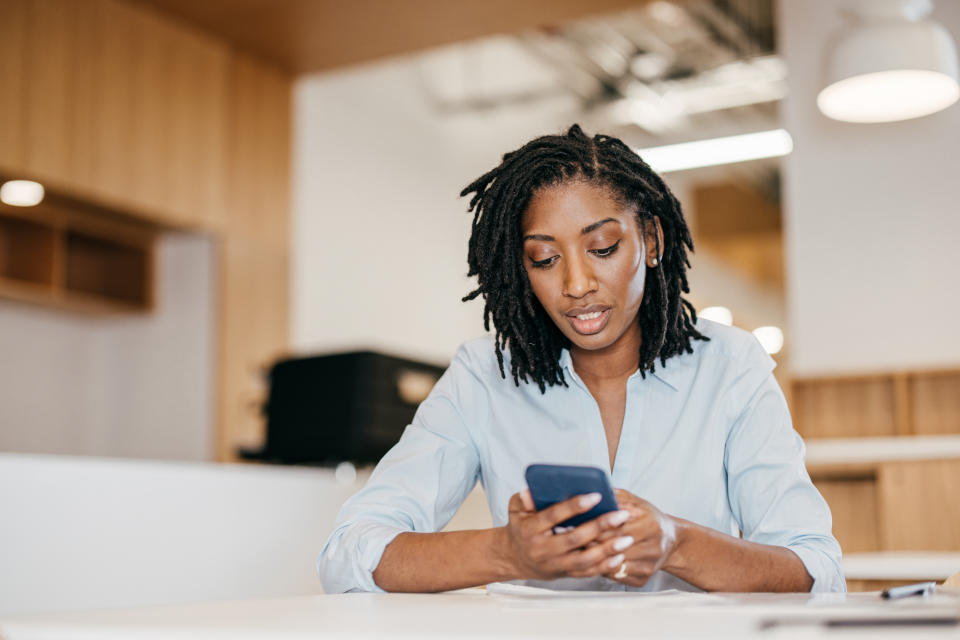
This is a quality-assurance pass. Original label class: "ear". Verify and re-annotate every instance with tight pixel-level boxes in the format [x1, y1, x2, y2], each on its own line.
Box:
[642, 217, 664, 267]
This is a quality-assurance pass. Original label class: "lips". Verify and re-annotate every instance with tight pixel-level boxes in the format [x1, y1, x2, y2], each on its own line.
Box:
[565, 304, 612, 336]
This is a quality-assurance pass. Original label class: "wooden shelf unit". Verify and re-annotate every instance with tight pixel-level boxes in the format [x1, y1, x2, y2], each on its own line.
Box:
[792, 370, 960, 439]
[794, 367, 960, 580]
[0, 197, 155, 313]
[807, 454, 960, 556]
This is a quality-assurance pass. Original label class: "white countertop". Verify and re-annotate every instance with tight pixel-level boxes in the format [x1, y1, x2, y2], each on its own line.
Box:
[805, 435, 960, 466]
[843, 552, 960, 581]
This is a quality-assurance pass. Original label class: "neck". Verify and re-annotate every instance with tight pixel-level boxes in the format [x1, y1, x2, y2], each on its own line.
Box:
[569, 324, 642, 386]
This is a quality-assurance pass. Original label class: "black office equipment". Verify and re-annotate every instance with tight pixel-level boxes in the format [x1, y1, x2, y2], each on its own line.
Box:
[242, 351, 446, 465]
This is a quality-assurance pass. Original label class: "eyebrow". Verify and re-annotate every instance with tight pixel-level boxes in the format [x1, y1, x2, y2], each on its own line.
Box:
[522, 218, 619, 242]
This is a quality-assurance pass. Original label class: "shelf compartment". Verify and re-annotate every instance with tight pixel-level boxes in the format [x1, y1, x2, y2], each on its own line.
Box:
[63, 231, 151, 307]
[0, 215, 56, 287]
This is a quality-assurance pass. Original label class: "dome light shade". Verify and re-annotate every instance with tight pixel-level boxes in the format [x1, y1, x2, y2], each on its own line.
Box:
[0, 180, 45, 207]
[818, 1, 959, 123]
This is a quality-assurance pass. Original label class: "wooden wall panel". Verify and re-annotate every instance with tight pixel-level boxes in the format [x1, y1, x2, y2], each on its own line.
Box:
[90, 0, 230, 230]
[92, 0, 141, 207]
[217, 53, 291, 461]
[813, 478, 880, 553]
[792, 377, 897, 439]
[910, 372, 960, 435]
[0, 0, 27, 171]
[21, 0, 97, 189]
[877, 460, 960, 551]
[0, 0, 229, 231]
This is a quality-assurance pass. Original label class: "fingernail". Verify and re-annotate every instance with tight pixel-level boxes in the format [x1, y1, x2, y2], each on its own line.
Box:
[579, 493, 602, 508]
[607, 510, 630, 526]
[613, 536, 634, 552]
[608, 553, 625, 568]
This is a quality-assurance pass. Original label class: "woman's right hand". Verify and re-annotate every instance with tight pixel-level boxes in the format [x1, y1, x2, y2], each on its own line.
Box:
[499, 489, 633, 580]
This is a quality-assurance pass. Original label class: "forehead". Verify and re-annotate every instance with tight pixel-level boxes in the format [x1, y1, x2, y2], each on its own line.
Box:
[522, 180, 632, 232]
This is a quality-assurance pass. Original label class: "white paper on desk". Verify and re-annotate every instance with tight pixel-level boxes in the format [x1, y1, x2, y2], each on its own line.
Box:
[485, 582, 725, 606]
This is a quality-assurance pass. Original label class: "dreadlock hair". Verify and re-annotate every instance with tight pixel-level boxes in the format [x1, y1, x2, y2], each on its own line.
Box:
[460, 124, 708, 393]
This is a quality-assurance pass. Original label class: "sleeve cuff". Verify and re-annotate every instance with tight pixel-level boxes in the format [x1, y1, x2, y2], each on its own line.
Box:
[358, 523, 408, 592]
[788, 544, 846, 593]
[319, 521, 408, 593]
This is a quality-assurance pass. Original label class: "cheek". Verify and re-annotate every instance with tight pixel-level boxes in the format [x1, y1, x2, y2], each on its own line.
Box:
[524, 269, 550, 305]
[611, 248, 646, 303]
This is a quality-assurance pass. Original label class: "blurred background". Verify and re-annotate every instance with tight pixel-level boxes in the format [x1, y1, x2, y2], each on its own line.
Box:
[1, 0, 959, 613]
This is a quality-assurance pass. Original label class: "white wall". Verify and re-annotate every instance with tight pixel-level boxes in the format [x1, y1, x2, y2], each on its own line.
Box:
[779, 0, 960, 375]
[0, 232, 215, 460]
[291, 38, 793, 364]
[291, 40, 581, 363]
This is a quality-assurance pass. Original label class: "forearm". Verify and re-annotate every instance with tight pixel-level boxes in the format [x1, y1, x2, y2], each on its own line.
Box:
[373, 528, 519, 592]
[663, 518, 813, 592]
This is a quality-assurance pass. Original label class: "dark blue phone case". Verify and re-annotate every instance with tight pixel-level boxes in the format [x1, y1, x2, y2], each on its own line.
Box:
[524, 463, 619, 529]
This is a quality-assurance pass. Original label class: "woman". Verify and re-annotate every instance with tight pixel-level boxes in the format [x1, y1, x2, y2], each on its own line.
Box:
[318, 125, 843, 593]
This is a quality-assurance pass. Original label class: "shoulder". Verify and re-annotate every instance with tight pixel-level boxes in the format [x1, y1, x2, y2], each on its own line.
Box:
[654, 319, 774, 390]
[691, 318, 774, 370]
[450, 335, 511, 383]
[692, 319, 779, 416]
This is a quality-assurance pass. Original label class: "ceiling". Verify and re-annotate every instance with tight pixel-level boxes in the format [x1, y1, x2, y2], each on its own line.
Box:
[133, 0, 649, 73]
[130, 0, 787, 328]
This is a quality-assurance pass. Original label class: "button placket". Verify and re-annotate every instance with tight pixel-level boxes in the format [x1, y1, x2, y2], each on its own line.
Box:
[565, 364, 611, 472]
[612, 373, 645, 488]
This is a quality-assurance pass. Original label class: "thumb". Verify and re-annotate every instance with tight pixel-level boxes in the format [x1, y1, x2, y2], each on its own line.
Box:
[520, 487, 535, 511]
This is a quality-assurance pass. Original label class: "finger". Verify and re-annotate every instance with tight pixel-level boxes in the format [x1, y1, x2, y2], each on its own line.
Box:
[619, 537, 666, 562]
[555, 530, 636, 576]
[600, 509, 631, 530]
[553, 510, 631, 552]
[606, 559, 658, 584]
[508, 492, 532, 514]
[520, 488, 534, 511]
[534, 493, 602, 532]
[566, 550, 628, 577]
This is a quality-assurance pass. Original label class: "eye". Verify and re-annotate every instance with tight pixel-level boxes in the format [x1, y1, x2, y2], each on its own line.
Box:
[591, 240, 621, 258]
[529, 255, 558, 269]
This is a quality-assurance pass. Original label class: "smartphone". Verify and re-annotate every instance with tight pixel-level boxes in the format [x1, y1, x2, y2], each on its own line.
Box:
[524, 463, 619, 531]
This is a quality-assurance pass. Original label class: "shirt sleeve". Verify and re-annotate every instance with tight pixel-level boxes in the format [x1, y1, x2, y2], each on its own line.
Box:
[723, 337, 846, 593]
[316, 346, 485, 593]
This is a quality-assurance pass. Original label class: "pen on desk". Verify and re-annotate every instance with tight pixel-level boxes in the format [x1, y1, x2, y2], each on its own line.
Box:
[881, 581, 937, 599]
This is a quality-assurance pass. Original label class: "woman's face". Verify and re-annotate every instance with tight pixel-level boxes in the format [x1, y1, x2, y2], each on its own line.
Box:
[521, 180, 659, 357]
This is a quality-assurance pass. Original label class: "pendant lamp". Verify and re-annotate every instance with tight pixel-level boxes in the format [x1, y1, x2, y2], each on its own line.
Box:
[817, 0, 959, 123]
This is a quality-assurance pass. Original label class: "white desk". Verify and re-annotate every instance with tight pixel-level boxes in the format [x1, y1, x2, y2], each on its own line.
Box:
[2, 589, 959, 640]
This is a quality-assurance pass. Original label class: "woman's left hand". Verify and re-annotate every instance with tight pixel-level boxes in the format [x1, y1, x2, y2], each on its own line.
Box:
[600, 489, 680, 587]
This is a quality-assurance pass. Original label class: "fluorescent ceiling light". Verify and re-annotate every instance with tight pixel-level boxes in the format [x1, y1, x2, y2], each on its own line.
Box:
[699, 306, 733, 326]
[0, 180, 45, 207]
[635, 129, 793, 173]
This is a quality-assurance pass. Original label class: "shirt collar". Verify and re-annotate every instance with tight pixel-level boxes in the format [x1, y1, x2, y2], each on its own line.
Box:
[558, 348, 684, 392]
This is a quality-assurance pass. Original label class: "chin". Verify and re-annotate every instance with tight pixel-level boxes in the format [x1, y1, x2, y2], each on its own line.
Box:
[566, 331, 617, 352]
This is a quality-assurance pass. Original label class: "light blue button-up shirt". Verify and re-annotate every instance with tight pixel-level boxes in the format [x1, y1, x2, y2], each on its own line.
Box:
[318, 319, 845, 593]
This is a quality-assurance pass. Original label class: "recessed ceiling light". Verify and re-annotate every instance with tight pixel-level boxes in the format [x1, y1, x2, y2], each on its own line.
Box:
[0, 180, 45, 207]
[752, 326, 784, 355]
[700, 306, 733, 326]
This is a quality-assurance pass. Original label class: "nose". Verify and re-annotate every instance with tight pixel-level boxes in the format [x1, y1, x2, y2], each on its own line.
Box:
[562, 254, 598, 298]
